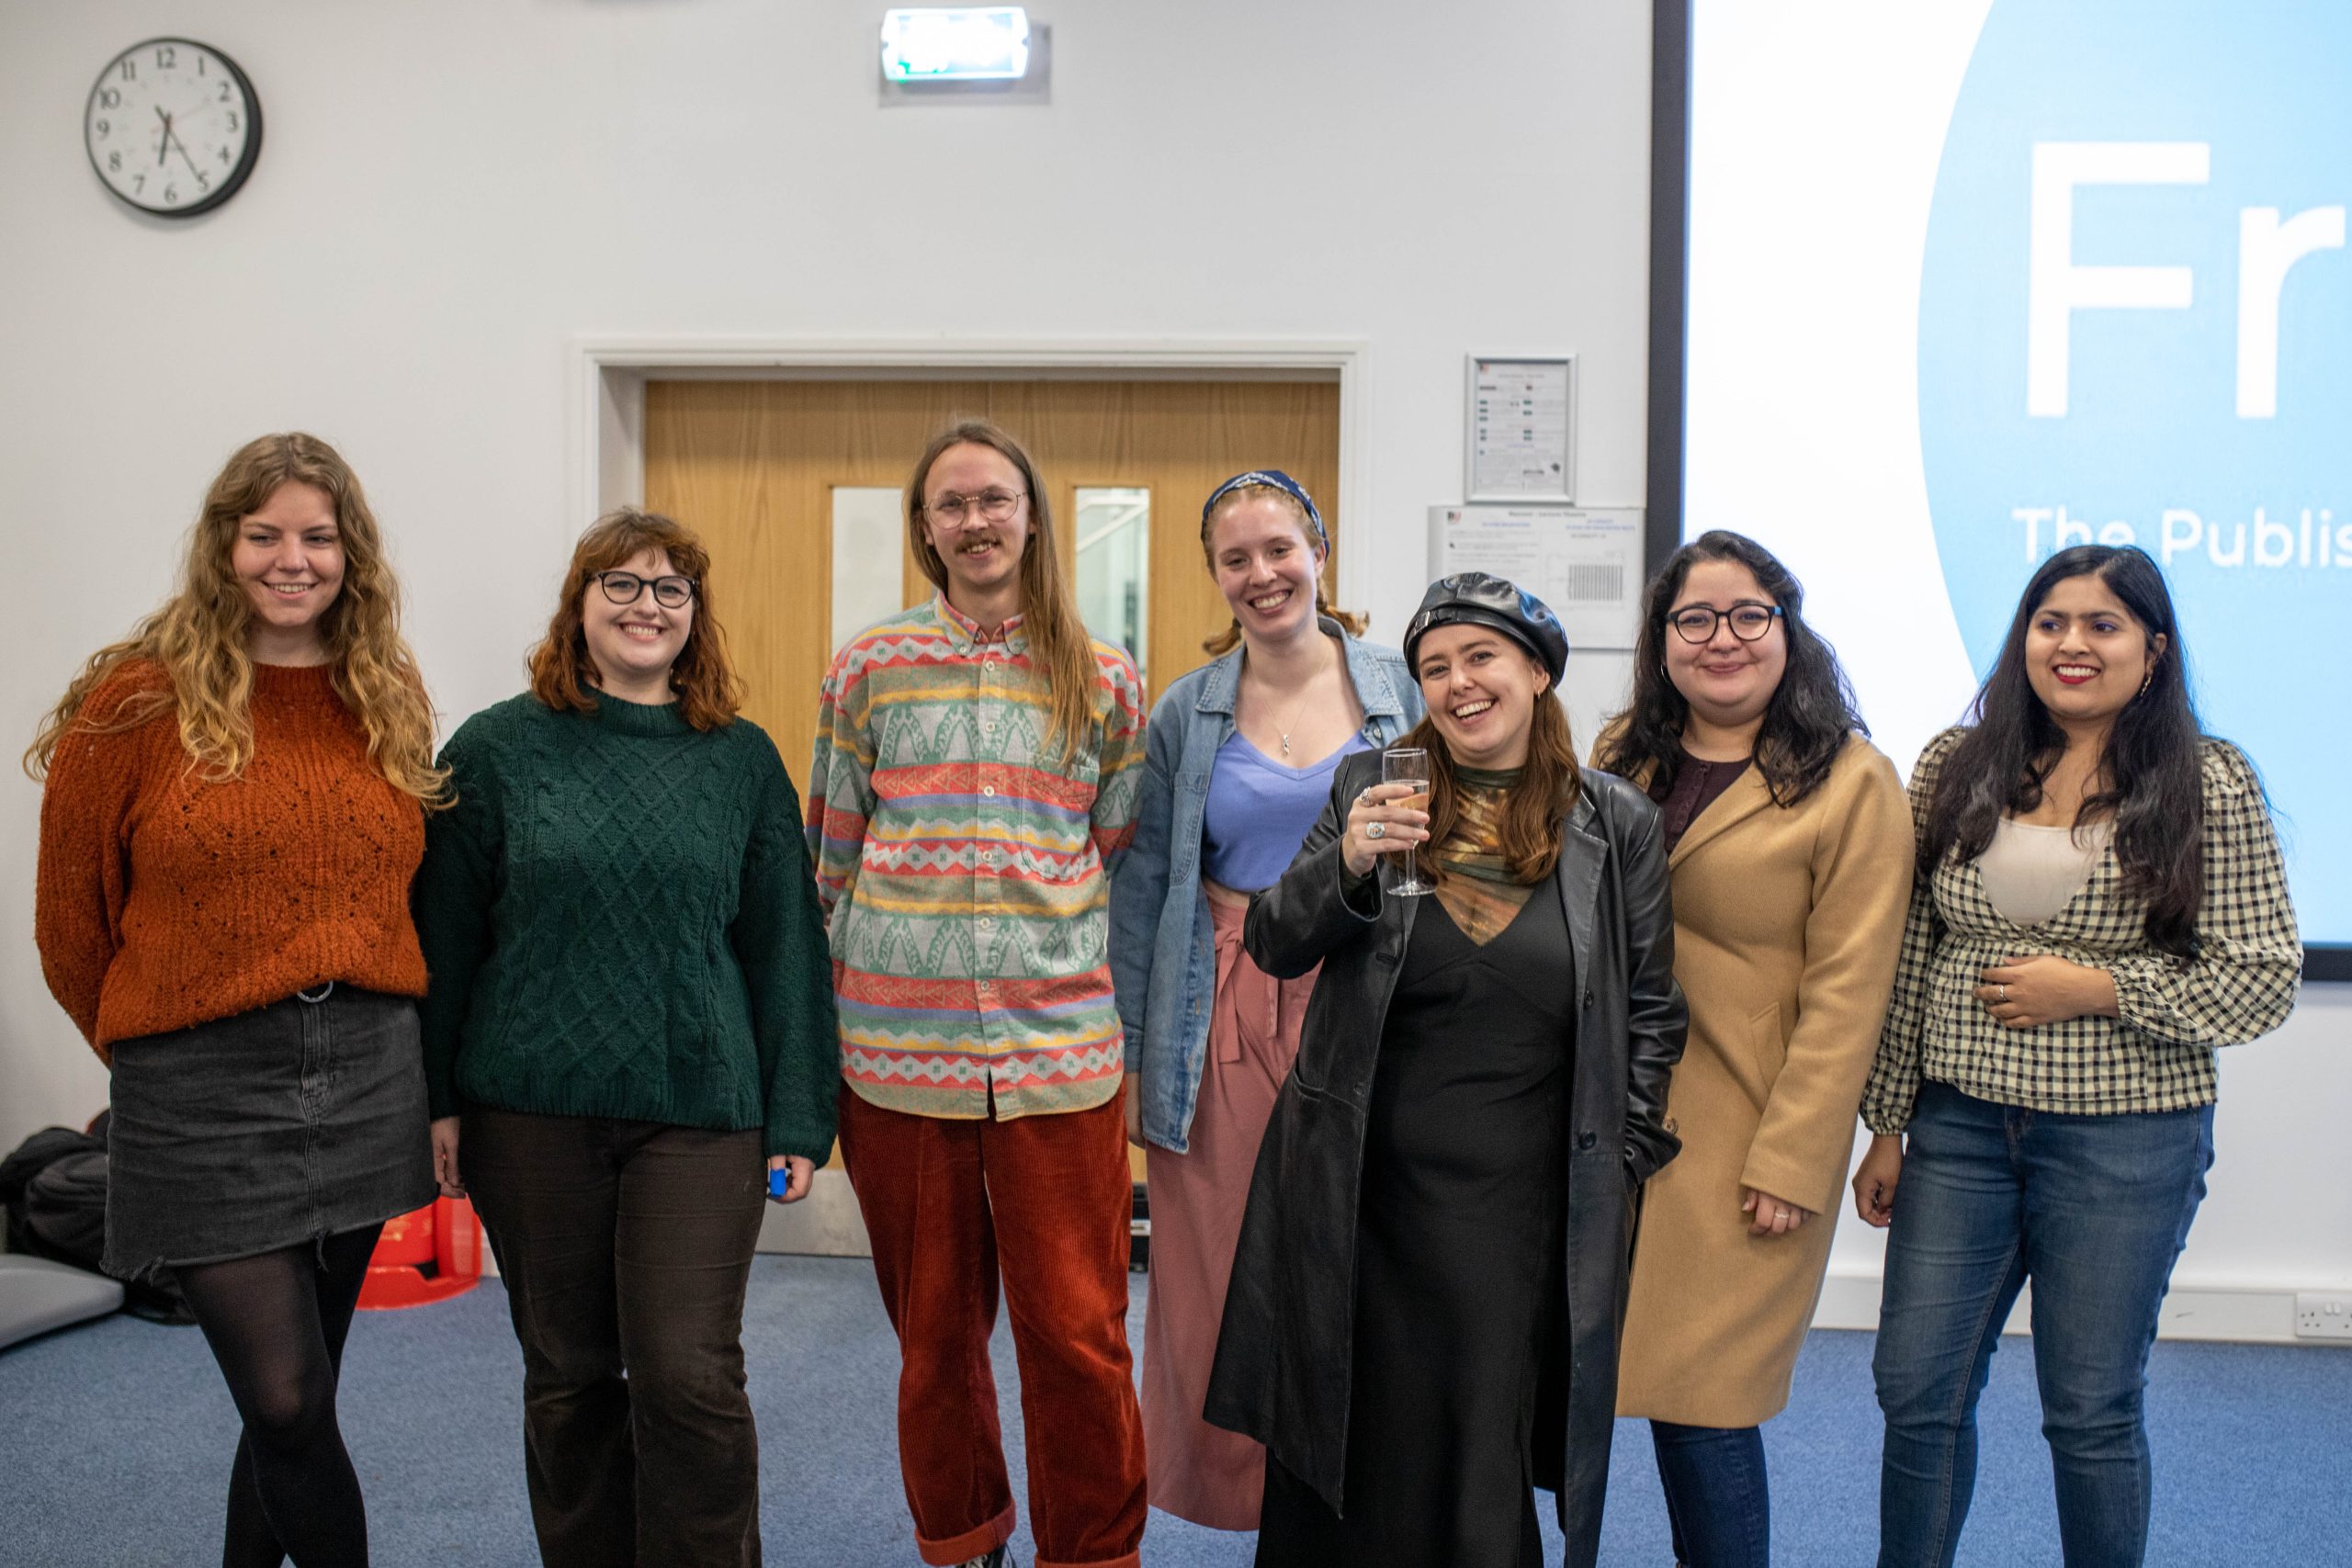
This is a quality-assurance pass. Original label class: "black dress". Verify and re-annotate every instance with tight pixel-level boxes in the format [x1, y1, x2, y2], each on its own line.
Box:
[1256, 886, 1576, 1568]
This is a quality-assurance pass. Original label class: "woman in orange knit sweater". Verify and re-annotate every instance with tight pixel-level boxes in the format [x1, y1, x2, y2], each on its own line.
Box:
[29, 433, 447, 1568]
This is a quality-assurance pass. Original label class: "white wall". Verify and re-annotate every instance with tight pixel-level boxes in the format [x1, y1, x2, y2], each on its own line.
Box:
[3, 1, 2342, 1311]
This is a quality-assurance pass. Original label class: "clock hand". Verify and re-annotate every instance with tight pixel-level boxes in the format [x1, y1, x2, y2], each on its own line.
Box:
[168, 120, 204, 181]
[154, 107, 172, 167]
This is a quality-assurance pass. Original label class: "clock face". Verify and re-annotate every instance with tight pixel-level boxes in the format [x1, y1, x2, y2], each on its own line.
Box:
[85, 39, 261, 217]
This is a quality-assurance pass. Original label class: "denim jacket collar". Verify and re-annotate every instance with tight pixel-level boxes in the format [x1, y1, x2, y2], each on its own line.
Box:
[1192, 618, 1412, 722]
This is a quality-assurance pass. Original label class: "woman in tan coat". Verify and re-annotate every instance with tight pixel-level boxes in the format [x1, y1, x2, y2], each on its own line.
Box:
[1595, 530, 1913, 1568]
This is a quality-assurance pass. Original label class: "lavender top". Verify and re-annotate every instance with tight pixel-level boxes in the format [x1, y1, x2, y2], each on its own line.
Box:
[1202, 730, 1372, 891]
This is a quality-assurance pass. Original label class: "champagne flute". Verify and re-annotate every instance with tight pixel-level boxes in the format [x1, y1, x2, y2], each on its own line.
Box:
[1381, 747, 1434, 897]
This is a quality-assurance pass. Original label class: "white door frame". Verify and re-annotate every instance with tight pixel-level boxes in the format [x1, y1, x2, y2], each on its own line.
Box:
[570, 337, 1374, 613]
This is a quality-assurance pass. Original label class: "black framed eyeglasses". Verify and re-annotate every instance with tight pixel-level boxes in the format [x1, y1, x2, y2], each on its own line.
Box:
[925, 489, 1026, 525]
[1669, 602, 1782, 643]
[597, 570, 695, 608]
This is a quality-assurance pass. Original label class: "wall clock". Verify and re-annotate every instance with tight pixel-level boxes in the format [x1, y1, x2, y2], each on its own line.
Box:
[84, 39, 261, 217]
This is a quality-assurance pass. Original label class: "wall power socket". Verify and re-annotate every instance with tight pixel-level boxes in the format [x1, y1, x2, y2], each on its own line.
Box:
[2293, 1293, 2352, 1341]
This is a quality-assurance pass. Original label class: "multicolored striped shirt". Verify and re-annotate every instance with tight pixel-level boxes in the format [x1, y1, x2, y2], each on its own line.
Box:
[808, 594, 1148, 1119]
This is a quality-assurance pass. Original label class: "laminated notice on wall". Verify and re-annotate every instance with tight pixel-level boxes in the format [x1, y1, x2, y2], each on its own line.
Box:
[1465, 355, 1576, 502]
[1427, 505, 1644, 650]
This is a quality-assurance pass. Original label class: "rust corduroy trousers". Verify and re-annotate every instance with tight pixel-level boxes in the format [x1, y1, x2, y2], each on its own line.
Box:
[838, 1087, 1148, 1568]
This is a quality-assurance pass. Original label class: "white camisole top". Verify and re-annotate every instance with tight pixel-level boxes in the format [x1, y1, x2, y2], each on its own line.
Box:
[1977, 816, 2115, 926]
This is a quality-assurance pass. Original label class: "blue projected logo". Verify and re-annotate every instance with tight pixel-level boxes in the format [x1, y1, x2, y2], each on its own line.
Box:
[1917, 2, 2350, 940]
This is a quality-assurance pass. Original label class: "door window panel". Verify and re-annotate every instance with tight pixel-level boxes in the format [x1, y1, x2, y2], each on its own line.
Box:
[1073, 486, 1149, 685]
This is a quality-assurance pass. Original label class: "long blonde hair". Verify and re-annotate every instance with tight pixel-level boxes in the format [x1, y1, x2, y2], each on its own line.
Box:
[906, 420, 1101, 762]
[1199, 480, 1366, 657]
[26, 433, 449, 805]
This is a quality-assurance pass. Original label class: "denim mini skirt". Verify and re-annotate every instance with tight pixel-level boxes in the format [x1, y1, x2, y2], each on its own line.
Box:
[104, 984, 436, 1280]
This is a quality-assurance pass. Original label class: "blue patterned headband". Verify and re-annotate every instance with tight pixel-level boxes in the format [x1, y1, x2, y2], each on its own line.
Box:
[1200, 469, 1328, 551]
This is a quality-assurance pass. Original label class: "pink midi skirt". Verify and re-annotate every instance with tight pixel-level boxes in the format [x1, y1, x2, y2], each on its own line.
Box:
[1140, 891, 1319, 1530]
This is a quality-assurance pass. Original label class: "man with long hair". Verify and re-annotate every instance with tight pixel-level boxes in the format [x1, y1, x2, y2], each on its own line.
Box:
[808, 421, 1149, 1568]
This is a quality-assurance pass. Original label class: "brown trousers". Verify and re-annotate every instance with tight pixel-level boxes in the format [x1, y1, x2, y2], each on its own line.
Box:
[462, 1110, 768, 1568]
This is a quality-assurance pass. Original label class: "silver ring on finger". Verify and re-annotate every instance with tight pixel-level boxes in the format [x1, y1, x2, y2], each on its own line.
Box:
[1997, 983, 2009, 1002]
[1366, 820, 1386, 840]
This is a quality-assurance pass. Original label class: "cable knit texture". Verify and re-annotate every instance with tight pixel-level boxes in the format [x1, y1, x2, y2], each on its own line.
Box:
[36, 660, 428, 1059]
[413, 692, 839, 1163]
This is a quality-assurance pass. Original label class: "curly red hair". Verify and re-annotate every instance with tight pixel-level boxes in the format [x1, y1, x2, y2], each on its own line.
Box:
[527, 508, 743, 730]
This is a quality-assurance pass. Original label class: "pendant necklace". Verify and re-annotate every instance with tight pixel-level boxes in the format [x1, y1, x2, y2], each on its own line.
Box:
[1269, 639, 1332, 759]
[1277, 694, 1311, 758]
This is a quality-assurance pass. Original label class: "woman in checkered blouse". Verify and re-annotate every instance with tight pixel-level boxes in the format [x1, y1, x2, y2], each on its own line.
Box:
[1850, 544, 2301, 1568]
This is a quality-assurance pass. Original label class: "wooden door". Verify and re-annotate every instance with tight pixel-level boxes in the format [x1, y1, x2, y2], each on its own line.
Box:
[984, 380, 1343, 705]
[642, 376, 1343, 795]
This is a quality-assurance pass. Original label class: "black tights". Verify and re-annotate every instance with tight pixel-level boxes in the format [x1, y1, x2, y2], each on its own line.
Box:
[176, 1224, 382, 1568]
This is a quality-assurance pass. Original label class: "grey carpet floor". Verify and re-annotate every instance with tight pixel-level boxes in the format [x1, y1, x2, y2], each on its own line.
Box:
[1, 1254, 2346, 1566]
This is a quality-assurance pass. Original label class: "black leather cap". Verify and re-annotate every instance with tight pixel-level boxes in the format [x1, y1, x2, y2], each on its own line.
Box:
[1404, 571, 1569, 686]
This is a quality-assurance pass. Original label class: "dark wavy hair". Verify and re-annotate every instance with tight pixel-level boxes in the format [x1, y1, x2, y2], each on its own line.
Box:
[1923, 545, 2204, 955]
[1595, 529, 1863, 807]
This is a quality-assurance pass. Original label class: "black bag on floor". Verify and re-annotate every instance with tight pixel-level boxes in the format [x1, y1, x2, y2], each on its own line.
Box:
[0, 1112, 193, 1323]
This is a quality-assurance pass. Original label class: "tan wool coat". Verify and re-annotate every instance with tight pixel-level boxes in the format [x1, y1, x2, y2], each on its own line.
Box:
[1611, 734, 1914, 1427]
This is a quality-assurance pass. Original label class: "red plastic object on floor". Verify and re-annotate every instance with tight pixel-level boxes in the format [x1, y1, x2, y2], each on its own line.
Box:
[356, 1195, 482, 1310]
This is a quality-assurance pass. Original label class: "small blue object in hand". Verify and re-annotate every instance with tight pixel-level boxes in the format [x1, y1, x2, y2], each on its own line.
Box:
[768, 1166, 793, 1200]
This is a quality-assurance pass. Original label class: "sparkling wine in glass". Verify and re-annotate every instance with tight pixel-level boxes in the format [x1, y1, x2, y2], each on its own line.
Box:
[1381, 747, 1435, 897]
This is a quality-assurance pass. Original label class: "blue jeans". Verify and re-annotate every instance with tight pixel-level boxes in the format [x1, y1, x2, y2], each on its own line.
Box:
[1651, 1420, 1770, 1566]
[1871, 1080, 2215, 1568]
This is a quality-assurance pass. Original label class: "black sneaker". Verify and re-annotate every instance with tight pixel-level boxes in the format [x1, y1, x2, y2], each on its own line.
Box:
[956, 1549, 1014, 1568]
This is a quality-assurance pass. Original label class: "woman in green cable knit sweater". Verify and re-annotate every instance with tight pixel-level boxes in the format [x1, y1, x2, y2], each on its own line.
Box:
[413, 508, 836, 1568]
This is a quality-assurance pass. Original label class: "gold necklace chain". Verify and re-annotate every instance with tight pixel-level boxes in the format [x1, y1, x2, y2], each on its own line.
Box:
[1253, 637, 1336, 760]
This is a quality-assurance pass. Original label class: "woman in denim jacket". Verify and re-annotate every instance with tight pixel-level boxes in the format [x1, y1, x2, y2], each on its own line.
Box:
[1107, 470, 1419, 1530]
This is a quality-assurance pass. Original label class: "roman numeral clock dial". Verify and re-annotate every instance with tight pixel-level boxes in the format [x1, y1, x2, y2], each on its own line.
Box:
[85, 39, 261, 217]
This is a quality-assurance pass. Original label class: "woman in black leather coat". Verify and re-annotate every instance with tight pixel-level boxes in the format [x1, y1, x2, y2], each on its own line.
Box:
[1204, 572, 1687, 1568]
